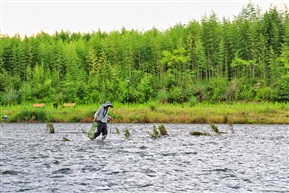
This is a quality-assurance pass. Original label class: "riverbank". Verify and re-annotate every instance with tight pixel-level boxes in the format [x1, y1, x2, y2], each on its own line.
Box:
[1, 102, 289, 124]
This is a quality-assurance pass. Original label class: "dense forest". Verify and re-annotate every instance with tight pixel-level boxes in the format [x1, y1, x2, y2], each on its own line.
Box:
[1, 3, 289, 105]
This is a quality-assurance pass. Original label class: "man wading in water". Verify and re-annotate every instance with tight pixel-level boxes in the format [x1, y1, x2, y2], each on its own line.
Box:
[93, 101, 113, 140]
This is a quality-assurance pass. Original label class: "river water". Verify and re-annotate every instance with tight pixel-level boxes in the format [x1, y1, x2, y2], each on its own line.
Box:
[1, 123, 288, 193]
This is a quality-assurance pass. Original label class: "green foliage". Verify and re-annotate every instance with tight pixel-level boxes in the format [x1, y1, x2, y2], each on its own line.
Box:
[19, 83, 32, 103]
[156, 89, 168, 104]
[0, 3, 288, 105]
[210, 124, 221, 135]
[273, 78, 289, 102]
[158, 125, 169, 136]
[135, 74, 154, 103]
[13, 109, 49, 122]
[148, 101, 157, 111]
[226, 79, 241, 101]
[2, 88, 19, 105]
[190, 123, 233, 136]
[16, 109, 31, 121]
[168, 87, 185, 103]
[240, 85, 255, 100]
[112, 127, 120, 134]
[207, 78, 228, 101]
[3, 102, 289, 124]
[149, 125, 168, 139]
[188, 96, 199, 107]
[255, 86, 274, 101]
[190, 131, 211, 136]
[148, 126, 160, 139]
[35, 110, 48, 122]
[124, 128, 131, 139]
[193, 81, 208, 101]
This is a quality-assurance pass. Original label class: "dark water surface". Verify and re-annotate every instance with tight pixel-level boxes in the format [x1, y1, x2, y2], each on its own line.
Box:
[1, 123, 288, 193]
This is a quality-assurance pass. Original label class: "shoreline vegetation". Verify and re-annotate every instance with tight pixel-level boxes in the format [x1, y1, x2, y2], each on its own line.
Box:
[1, 102, 289, 124]
[1, 4, 289, 111]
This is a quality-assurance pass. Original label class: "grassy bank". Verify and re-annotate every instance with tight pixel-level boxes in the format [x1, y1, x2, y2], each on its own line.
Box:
[1, 102, 289, 124]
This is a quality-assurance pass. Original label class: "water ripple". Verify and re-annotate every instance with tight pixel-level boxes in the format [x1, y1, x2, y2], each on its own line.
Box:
[1, 123, 288, 193]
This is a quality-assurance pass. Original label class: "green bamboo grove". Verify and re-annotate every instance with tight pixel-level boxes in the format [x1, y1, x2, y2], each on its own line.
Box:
[1, 3, 289, 105]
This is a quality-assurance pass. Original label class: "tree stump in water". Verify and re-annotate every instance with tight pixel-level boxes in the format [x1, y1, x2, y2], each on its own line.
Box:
[158, 125, 169, 136]
[46, 123, 54, 133]
[190, 131, 211, 136]
[124, 128, 131, 139]
[63, 137, 70, 141]
[190, 123, 234, 136]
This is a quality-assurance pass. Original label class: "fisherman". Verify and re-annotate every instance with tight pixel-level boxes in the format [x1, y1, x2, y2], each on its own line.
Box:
[93, 101, 113, 140]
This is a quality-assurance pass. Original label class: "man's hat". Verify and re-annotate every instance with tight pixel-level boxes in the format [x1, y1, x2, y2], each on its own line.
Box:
[103, 101, 113, 107]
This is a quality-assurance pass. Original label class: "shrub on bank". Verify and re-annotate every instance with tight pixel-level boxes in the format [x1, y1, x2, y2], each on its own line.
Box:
[2, 102, 289, 124]
[13, 109, 50, 122]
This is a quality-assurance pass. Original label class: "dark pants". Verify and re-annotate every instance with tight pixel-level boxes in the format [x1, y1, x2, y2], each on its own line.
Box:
[95, 121, 107, 139]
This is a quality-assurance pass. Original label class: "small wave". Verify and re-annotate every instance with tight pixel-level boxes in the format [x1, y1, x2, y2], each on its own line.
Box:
[2, 170, 18, 175]
[183, 151, 197, 155]
[161, 152, 178, 156]
[211, 168, 231, 172]
[139, 145, 148, 149]
[52, 168, 73, 174]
